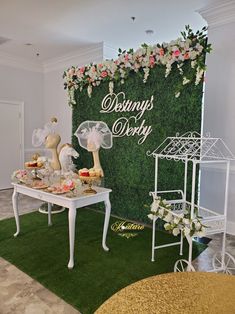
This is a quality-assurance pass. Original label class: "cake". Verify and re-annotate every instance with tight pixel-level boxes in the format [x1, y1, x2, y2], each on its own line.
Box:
[89, 168, 96, 177]
[25, 161, 38, 168]
[25, 161, 43, 168]
[79, 168, 89, 177]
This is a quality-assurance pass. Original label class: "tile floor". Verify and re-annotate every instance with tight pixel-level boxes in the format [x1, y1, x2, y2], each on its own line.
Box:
[0, 189, 234, 313]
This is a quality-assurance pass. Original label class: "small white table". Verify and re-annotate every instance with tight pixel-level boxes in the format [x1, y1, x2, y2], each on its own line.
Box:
[12, 183, 112, 269]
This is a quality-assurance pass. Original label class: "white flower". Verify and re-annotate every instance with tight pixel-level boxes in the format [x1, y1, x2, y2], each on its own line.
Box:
[172, 227, 180, 236]
[194, 229, 205, 238]
[151, 199, 160, 212]
[183, 218, 190, 225]
[164, 223, 171, 231]
[162, 199, 167, 205]
[87, 85, 92, 98]
[109, 81, 114, 94]
[165, 63, 172, 77]
[173, 217, 180, 224]
[183, 226, 191, 236]
[154, 199, 161, 207]
[148, 214, 154, 220]
[195, 68, 204, 85]
[196, 43, 203, 53]
[183, 77, 190, 85]
[191, 60, 196, 68]
[175, 91, 181, 98]
[158, 207, 165, 217]
[190, 51, 197, 60]
[143, 67, 150, 83]
[164, 213, 173, 223]
[195, 221, 202, 231]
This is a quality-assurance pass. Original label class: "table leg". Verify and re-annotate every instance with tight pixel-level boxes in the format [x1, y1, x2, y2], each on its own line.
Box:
[102, 197, 111, 251]
[12, 188, 20, 237]
[48, 203, 52, 226]
[68, 205, 77, 269]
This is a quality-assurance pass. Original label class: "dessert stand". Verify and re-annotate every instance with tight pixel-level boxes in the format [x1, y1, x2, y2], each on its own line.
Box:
[25, 166, 43, 180]
[79, 176, 101, 194]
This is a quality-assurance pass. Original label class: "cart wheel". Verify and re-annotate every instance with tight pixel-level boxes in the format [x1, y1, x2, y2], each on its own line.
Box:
[212, 252, 235, 275]
[174, 259, 196, 272]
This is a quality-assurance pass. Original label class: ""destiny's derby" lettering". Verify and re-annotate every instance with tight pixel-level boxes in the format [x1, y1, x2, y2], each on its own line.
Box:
[100, 92, 154, 145]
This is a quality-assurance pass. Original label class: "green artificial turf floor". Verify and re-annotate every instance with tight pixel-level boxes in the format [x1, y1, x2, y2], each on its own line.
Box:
[0, 209, 206, 314]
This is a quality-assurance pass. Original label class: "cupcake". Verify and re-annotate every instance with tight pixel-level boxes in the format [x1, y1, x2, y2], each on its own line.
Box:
[79, 168, 89, 177]
[89, 168, 96, 177]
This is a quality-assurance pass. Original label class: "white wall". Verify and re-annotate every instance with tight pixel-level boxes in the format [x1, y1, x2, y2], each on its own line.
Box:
[0, 63, 44, 161]
[0, 43, 112, 165]
[199, 2, 235, 234]
[43, 43, 105, 145]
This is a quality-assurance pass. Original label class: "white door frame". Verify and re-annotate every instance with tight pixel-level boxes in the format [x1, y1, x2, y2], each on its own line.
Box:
[0, 100, 24, 167]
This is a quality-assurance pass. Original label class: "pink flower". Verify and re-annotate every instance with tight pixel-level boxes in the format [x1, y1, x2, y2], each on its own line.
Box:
[149, 56, 155, 66]
[184, 52, 190, 60]
[134, 63, 140, 69]
[79, 67, 85, 74]
[159, 48, 164, 56]
[125, 54, 129, 61]
[172, 49, 180, 57]
[68, 68, 75, 76]
[98, 63, 103, 68]
[101, 71, 108, 78]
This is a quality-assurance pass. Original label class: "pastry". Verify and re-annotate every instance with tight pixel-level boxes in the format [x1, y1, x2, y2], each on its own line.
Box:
[25, 161, 38, 168]
[79, 168, 89, 177]
[89, 168, 96, 177]
[37, 161, 44, 168]
[32, 153, 40, 161]
[25, 160, 43, 168]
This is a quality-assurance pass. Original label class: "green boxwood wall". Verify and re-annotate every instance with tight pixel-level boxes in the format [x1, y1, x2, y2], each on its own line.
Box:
[72, 61, 203, 222]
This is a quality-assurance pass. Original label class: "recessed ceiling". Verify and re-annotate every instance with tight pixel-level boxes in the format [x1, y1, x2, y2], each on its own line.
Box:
[0, 0, 211, 62]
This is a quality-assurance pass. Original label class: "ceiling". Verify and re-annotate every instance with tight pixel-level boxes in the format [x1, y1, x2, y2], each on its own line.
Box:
[0, 0, 213, 63]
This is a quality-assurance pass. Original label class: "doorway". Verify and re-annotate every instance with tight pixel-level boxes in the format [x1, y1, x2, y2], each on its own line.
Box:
[0, 100, 24, 189]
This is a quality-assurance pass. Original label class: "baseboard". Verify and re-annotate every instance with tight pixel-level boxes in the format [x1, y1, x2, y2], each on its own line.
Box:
[227, 220, 235, 235]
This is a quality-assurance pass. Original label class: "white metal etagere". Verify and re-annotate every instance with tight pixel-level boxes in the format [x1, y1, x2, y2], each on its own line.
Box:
[147, 131, 235, 273]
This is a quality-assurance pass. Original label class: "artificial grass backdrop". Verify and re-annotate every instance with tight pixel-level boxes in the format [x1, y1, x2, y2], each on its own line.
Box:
[72, 62, 203, 223]
[0, 209, 206, 314]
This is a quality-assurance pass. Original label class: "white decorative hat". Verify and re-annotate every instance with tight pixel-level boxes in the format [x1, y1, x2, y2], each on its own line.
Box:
[74, 121, 113, 151]
[32, 117, 57, 147]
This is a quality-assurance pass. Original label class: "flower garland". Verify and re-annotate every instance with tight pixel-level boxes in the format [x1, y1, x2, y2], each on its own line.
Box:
[63, 25, 211, 106]
[147, 197, 206, 238]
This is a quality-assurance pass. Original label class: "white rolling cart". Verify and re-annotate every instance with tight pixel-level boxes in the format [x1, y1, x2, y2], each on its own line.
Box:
[147, 132, 235, 273]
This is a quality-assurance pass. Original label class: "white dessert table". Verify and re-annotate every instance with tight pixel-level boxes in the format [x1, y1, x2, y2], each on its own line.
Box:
[12, 183, 112, 269]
